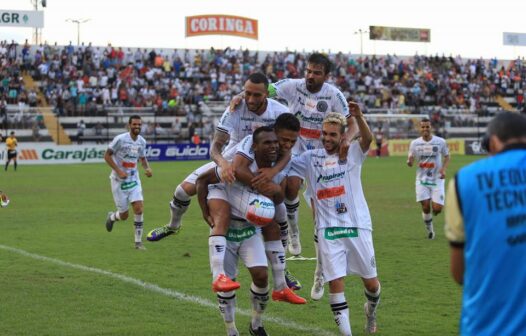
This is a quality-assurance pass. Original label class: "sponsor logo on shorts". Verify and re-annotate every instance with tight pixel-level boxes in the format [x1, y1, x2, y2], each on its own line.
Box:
[120, 181, 138, 190]
[226, 226, 256, 242]
[324, 227, 358, 240]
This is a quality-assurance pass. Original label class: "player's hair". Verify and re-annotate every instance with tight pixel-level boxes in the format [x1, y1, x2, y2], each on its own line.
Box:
[323, 112, 347, 134]
[274, 113, 300, 132]
[308, 53, 332, 74]
[9, 131, 14, 135]
[128, 115, 142, 124]
[247, 72, 269, 90]
[420, 118, 431, 124]
[486, 111, 526, 143]
[253, 125, 275, 144]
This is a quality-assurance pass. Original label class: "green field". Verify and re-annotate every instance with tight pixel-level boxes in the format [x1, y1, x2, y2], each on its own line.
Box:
[0, 155, 480, 336]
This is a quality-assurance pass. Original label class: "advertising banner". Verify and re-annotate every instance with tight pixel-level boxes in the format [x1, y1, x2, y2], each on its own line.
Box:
[386, 139, 465, 156]
[0, 143, 210, 165]
[503, 32, 526, 46]
[369, 25, 430, 42]
[0, 10, 44, 28]
[185, 14, 258, 40]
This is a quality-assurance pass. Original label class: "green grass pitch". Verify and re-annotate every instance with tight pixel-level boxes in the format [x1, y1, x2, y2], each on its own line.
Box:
[0, 155, 479, 335]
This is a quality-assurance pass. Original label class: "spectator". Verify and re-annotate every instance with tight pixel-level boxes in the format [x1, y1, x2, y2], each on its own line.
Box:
[76, 119, 86, 144]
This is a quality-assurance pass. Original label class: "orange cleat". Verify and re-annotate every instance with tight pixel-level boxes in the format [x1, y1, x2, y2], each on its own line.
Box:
[212, 274, 241, 292]
[272, 287, 307, 304]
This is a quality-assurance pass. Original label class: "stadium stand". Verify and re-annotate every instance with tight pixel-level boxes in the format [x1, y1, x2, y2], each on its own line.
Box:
[1, 39, 525, 143]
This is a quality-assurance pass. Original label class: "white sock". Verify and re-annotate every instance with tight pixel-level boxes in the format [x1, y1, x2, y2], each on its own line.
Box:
[209, 235, 226, 279]
[169, 185, 191, 229]
[264, 240, 287, 290]
[250, 283, 269, 330]
[329, 292, 352, 336]
[422, 212, 432, 225]
[364, 284, 381, 315]
[110, 211, 121, 222]
[217, 291, 237, 333]
[134, 214, 144, 243]
[278, 221, 288, 250]
[284, 197, 300, 239]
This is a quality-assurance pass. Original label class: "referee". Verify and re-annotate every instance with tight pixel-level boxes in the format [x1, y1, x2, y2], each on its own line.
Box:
[5, 131, 18, 171]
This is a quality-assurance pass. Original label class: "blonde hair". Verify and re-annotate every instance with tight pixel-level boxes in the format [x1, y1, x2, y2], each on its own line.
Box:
[323, 112, 347, 133]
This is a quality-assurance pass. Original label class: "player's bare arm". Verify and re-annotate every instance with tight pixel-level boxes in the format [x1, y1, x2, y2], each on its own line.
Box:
[407, 153, 414, 167]
[257, 181, 285, 205]
[211, 130, 235, 183]
[251, 151, 291, 188]
[104, 148, 127, 179]
[232, 153, 256, 187]
[140, 157, 152, 177]
[440, 155, 450, 179]
[349, 101, 373, 152]
[195, 168, 220, 228]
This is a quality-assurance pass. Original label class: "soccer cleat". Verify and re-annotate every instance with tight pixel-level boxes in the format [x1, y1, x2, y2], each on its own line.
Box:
[310, 274, 325, 301]
[146, 225, 180, 242]
[364, 302, 378, 334]
[135, 242, 146, 250]
[272, 287, 307, 304]
[426, 223, 435, 240]
[285, 269, 302, 290]
[288, 233, 302, 256]
[105, 212, 114, 232]
[249, 325, 269, 336]
[212, 274, 241, 293]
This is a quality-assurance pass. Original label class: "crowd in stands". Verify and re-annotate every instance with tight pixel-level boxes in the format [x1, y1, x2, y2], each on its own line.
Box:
[2, 38, 526, 139]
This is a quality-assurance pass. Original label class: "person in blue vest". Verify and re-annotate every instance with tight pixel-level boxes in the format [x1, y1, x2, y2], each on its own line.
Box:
[445, 111, 526, 336]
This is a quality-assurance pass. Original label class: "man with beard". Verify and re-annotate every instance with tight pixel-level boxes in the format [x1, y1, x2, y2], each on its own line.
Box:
[104, 115, 152, 250]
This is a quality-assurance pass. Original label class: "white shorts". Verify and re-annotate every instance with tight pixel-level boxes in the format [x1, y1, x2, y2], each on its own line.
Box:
[110, 178, 143, 212]
[207, 183, 228, 202]
[219, 220, 267, 280]
[415, 179, 445, 205]
[183, 161, 217, 185]
[318, 227, 377, 282]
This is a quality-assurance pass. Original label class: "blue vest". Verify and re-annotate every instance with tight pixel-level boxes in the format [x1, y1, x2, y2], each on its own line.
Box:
[455, 145, 526, 336]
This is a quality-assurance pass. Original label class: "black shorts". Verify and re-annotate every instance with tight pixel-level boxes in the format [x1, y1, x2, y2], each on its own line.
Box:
[7, 150, 17, 160]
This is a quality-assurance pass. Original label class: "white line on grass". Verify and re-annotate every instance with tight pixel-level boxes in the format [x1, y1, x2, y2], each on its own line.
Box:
[0, 244, 337, 336]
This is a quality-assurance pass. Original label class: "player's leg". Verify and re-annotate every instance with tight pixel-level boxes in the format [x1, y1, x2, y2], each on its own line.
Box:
[242, 234, 270, 335]
[147, 162, 215, 241]
[285, 176, 302, 255]
[362, 277, 381, 334]
[106, 179, 129, 232]
[431, 179, 445, 216]
[12, 156, 17, 171]
[310, 199, 325, 300]
[416, 184, 434, 239]
[217, 240, 240, 336]
[320, 233, 352, 336]
[131, 199, 145, 250]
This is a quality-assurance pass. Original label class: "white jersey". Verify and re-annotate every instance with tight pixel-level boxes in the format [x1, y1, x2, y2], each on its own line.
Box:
[289, 142, 372, 230]
[108, 132, 147, 185]
[216, 98, 289, 161]
[272, 78, 350, 154]
[408, 135, 449, 186]
[216, 160, 286, 219]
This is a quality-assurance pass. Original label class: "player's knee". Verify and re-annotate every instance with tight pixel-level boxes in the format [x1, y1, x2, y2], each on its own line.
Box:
[251, 269, 268, 288]
[285, 177, 301, 200]
[181, 182, 196, 197]
[363, 278, 380, 293]
[432, 204, 443, 215]
[120, 211, 129, 220]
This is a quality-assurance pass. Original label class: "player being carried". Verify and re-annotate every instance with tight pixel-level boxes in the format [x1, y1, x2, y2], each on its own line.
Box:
[196, 126, 305, 336]
[147, 73, 304, 294]
[104, 115, 153, 250]
[407, 118, 450, 239]
[230, 53, 358, 300]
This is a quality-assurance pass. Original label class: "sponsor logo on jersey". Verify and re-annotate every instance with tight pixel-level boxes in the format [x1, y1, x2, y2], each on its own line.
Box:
[300, 127, 321, 139]
[317, 185, 345, 200]
[335, 202, 348, 214]
[294, 111, 324, 124]
[317, 171, 345, 183]
[418, 162, 435, 169]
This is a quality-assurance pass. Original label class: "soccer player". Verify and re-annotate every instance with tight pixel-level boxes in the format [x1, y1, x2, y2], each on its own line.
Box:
[196, 127, 304, 336]
[445, 112, 526, 335]
[407, 118, 450, 239]
[0, 190, 10, 208]
[289, 107, 381, 335]
[5, 131, 18, 171]
[104, 115, 152, 250]
[231, 53, 357, 300]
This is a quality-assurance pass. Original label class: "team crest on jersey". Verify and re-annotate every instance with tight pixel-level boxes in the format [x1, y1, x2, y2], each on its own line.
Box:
[335, 202, 347, 214]
[316, 100, 328, 112]
[433, 146, 438, 152]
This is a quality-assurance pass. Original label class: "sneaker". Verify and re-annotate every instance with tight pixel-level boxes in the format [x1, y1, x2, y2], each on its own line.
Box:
[310, 274, 324, 301]
[105, 212, 114, 232]
[426, 223, 435, 240]
[272, 287, 307, 304]
[135, 242, 146, 250]
[288, 233, 301, 256]
[212, 274, 241, 292]
[146, 225, 180, 242]
[285, 269, 302, 290]
[249, 324, 268, 336]
[364, 302, 377, 334]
